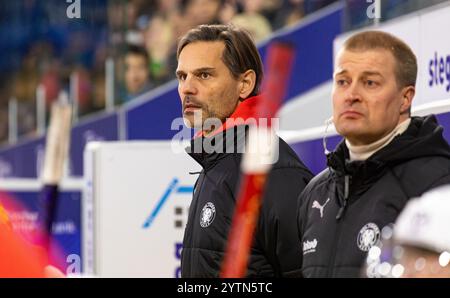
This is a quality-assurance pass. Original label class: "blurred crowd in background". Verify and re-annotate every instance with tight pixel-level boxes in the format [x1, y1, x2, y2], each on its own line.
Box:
[0, 0, 446, 145]
[0, 0, 339, 145]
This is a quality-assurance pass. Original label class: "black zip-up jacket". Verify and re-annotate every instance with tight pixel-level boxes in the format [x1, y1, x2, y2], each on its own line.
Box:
[298, 115, 450, 278]
[181, 125, 313, 277]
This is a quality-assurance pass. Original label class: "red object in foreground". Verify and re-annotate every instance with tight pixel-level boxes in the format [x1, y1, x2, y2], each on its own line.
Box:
[221, 43, 295, 277]
[221, 174, 267, 277]
[0, 194, 65, 278]
[0, 220, 46, 278]
[0, 195, 47, 277]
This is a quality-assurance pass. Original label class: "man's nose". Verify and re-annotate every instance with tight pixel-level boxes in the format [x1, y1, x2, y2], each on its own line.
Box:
[343, 82, 362, 105]
[179, 75, 197, 95]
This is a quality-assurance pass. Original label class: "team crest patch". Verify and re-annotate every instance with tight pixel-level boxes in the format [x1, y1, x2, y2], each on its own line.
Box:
[200, 202, 216, 228]
[357, 223, 380, 252]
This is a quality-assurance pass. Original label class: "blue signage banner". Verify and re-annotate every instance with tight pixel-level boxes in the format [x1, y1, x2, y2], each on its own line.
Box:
[0, 138, 46, 178]
[69, 112, 119, 177]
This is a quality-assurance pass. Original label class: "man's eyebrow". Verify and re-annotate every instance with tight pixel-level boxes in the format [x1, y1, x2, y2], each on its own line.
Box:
[193, 67, 215, 73]
[176, 67, 215, 77]
[333, 69, 383, 77]
[334, 69, 348, 77]
[360, 70, 383, 77]
[175, 70, 185, 77]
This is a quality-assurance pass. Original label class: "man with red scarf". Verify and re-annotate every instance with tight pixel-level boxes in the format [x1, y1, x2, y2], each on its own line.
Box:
[176, 24, 313, 277]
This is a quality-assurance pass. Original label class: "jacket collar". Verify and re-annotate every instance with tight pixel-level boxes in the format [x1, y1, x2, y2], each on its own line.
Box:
[186, 96, 260, 169]
[327, 115, 450, 192]
[193, 95, 260, 139]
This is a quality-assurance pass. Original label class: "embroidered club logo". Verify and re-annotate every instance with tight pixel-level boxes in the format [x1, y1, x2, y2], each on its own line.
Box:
[357, 223, 381, 252]
[312, 198, 331, 218]
[303, 239, 318, 255]
[200, 202, 216, 228]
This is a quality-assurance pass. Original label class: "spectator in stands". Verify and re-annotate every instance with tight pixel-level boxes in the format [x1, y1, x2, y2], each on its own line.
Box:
[40, 60, 61, 108]
[183, 0, 223, 27]
[0, 107, 8, 143]
[12, 47, 40, 137]
[259, 0, 284, 26]
[123, 45, 153, 101]
[156, 0, 184, 39]
[218, 0, 239, 24]
[144, 14, 177, 85]
[90, 70, 106, 113]
[297, 30, 450, 278]
[12, 51, 39, 104]
[273, 0, 306, 30]
[0, 74, 13, 143]
[230, 0, 272, 42]
[72, 66, 93, 117]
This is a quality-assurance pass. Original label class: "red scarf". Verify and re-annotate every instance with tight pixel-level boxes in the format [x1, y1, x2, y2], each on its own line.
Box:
[194, 95, 261, 138]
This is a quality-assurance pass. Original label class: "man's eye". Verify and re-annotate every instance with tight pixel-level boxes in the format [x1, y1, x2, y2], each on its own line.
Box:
[200, 73, 210, 79]
[336, 79, 347, 86]
[366, 80, 378, 87]
[177, 74, 186, 81]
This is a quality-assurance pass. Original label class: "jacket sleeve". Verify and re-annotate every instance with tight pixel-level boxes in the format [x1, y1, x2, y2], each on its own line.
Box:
[428, 172, 450, 190]
[256, 166, 312, 277]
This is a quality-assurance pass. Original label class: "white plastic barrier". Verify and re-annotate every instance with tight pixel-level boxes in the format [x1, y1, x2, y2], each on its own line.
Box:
[83, 141, 200, 277]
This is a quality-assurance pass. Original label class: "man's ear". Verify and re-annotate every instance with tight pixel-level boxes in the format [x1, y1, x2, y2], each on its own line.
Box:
[400, 86, 415, 115]
[238, 70, 256, 100]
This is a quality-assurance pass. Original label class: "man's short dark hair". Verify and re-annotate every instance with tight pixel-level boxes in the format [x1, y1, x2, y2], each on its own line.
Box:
[126, 45, 149, 63]
[342, 30, 417, 89]
[177, 24, 263, 98]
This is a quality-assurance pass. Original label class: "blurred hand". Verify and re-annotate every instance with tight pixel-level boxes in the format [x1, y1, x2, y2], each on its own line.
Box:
[44, 265, 65, 278]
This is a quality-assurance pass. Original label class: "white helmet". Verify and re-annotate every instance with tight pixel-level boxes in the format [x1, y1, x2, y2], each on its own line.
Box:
[394, 185, 450, 253]
[363, 185, 450, 278]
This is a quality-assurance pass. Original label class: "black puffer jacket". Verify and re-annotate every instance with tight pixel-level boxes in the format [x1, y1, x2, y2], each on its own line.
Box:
[181, 125, 313, 277]
[298, 115, 450, 278]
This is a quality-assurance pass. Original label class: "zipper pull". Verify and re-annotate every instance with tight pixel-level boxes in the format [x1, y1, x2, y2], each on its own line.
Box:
[336, 200, 347, 220]
[336, 175, 350, 220]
